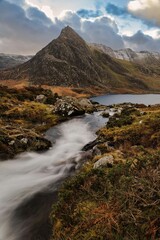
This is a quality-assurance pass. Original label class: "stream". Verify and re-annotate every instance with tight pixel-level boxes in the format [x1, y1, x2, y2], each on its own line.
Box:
[1, 94, 159, 239]
[0, 111, 108, 240]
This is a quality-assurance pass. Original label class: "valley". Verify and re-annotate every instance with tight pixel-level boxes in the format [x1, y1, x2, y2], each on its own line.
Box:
[1, 27, 160, 95]
[0, 22, 160, 240]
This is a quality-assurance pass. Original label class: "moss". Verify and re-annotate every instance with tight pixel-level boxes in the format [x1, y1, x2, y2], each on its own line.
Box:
[98, 106, 160, 151]
[107, 115, 133, 128]
[107, 107, 140, 129]
[50, 105, 160, 240]
[0, 85, 64, 159]
[51, 152, 160, 240]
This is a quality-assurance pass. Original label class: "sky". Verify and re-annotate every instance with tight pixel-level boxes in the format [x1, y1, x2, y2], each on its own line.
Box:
[0, 0, 160, 54]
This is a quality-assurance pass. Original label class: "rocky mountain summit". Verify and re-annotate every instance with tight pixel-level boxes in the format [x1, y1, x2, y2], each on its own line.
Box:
[27, 26, 108, 88]
[1, 26, 160, 93]
[0, 53, 32, 69]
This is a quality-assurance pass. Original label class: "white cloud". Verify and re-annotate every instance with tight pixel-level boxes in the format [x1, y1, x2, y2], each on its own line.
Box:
[144, 29, 160, 39]
[25, 0, 95, 16]
[128, 0, 160, 26]
[0, 0, 61, 54]
[59, 10, 81, 30]
[0, 0, 160, 54]
[41, 5, 54, 21]
[57, 11, 124, 49]
[0, 1, 125, 54]
[81, 16, 124, 49]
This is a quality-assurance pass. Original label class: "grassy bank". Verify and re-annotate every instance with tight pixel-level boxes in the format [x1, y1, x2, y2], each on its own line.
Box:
[50, 104, 160, 240]
[0, 85, 64, 159]
[0, 85, 95, 159]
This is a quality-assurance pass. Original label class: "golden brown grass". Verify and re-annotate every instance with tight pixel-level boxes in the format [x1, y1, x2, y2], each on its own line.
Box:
[50, 105, 160, 240]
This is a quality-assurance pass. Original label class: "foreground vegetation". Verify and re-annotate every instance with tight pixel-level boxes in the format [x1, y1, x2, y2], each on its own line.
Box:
[1, 85, 160, 239]
[51, 104, 160, 240]
[0, 85, 95, 160]
[0, 85, 62, 159]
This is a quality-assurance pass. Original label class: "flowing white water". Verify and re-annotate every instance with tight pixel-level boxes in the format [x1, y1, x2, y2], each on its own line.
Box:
[0, 119, 95, 240]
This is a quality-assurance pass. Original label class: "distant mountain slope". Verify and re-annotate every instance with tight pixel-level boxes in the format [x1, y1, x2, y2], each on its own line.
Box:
[0, 53, 32, 69]
[0, 26, 160, 93]
[90, 43, 160, 64]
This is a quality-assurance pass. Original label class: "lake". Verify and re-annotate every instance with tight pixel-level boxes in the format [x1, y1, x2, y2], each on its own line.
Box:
[91, 94, 160, 106]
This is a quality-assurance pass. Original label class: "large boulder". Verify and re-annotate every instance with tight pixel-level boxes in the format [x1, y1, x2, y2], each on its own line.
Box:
[78, 98, 93, 110]
[54, 96, 93, 116]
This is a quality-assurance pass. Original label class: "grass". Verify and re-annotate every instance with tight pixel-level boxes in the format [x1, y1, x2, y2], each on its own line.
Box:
[51, 153, 160, 240]
[50, 104, 160, 240]
[0, 85, 63, 159]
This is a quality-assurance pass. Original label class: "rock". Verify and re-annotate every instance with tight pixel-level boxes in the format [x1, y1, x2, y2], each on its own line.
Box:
[78, 150, 94, 164]
[101, 142, 115, 151]
[109, 110, 116, 117]
[92, 146, 101, 156]
[8, 140, 15, 146]
[110, 108, 117, 112]
[90, 100, 99, 105]
[31, 137, 52, 151]
[78, 98, 93, 109]
[54, 98, 85, 117]
[101, 111, 110, 118]
[82, 139, 99, 151]
[36, 94, 46, 103]
[65, 96, 94, 112]
[117, 108, 122, 114]
[20, 138, 28, 144]
[94, 155, 114, 169]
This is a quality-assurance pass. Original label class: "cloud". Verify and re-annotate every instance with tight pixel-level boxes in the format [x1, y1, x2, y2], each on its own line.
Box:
[0, 1, 125, 54]
[81, 16, 124, 49]
[77, 9, 102, 19]
[58, 11, 124, 49]
[26, 6, 53, 26]
[0, 0, 62, 54]
[106, 3, 128, 17]
[105, 2, 158, 28]
[95, 0, 108, 10]
[123, 30, 160, 51]
[128, 0, 160, 27]
[0, 0, 159, 54]
[59, 10, 81, 30]
[5, 0, 25, 6]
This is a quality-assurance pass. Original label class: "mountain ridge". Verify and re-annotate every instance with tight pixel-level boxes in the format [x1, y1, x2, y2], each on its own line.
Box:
[0, 53, 32, 69]
[90, 43, 160, 64]
[0, 26, 160, 94]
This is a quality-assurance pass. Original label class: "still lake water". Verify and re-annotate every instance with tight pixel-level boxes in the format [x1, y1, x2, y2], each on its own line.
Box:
[91, 94, 160, 106]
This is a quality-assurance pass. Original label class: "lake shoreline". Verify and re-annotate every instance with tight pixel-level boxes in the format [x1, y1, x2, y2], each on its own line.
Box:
[91, 93, 160, 106]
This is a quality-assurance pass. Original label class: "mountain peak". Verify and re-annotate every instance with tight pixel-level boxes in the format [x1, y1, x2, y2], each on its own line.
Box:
[1, 27, 159, 94]
[61, 26, 74, 34]
[58, 26, 84, 42]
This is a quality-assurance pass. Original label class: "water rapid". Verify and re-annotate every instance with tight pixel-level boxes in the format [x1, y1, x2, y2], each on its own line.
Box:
[0, 119, 95, 240]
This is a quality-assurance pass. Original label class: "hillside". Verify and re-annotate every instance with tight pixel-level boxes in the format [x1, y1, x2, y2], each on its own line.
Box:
[0, 26, 160, 93]
[0, 53, 32, 69]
